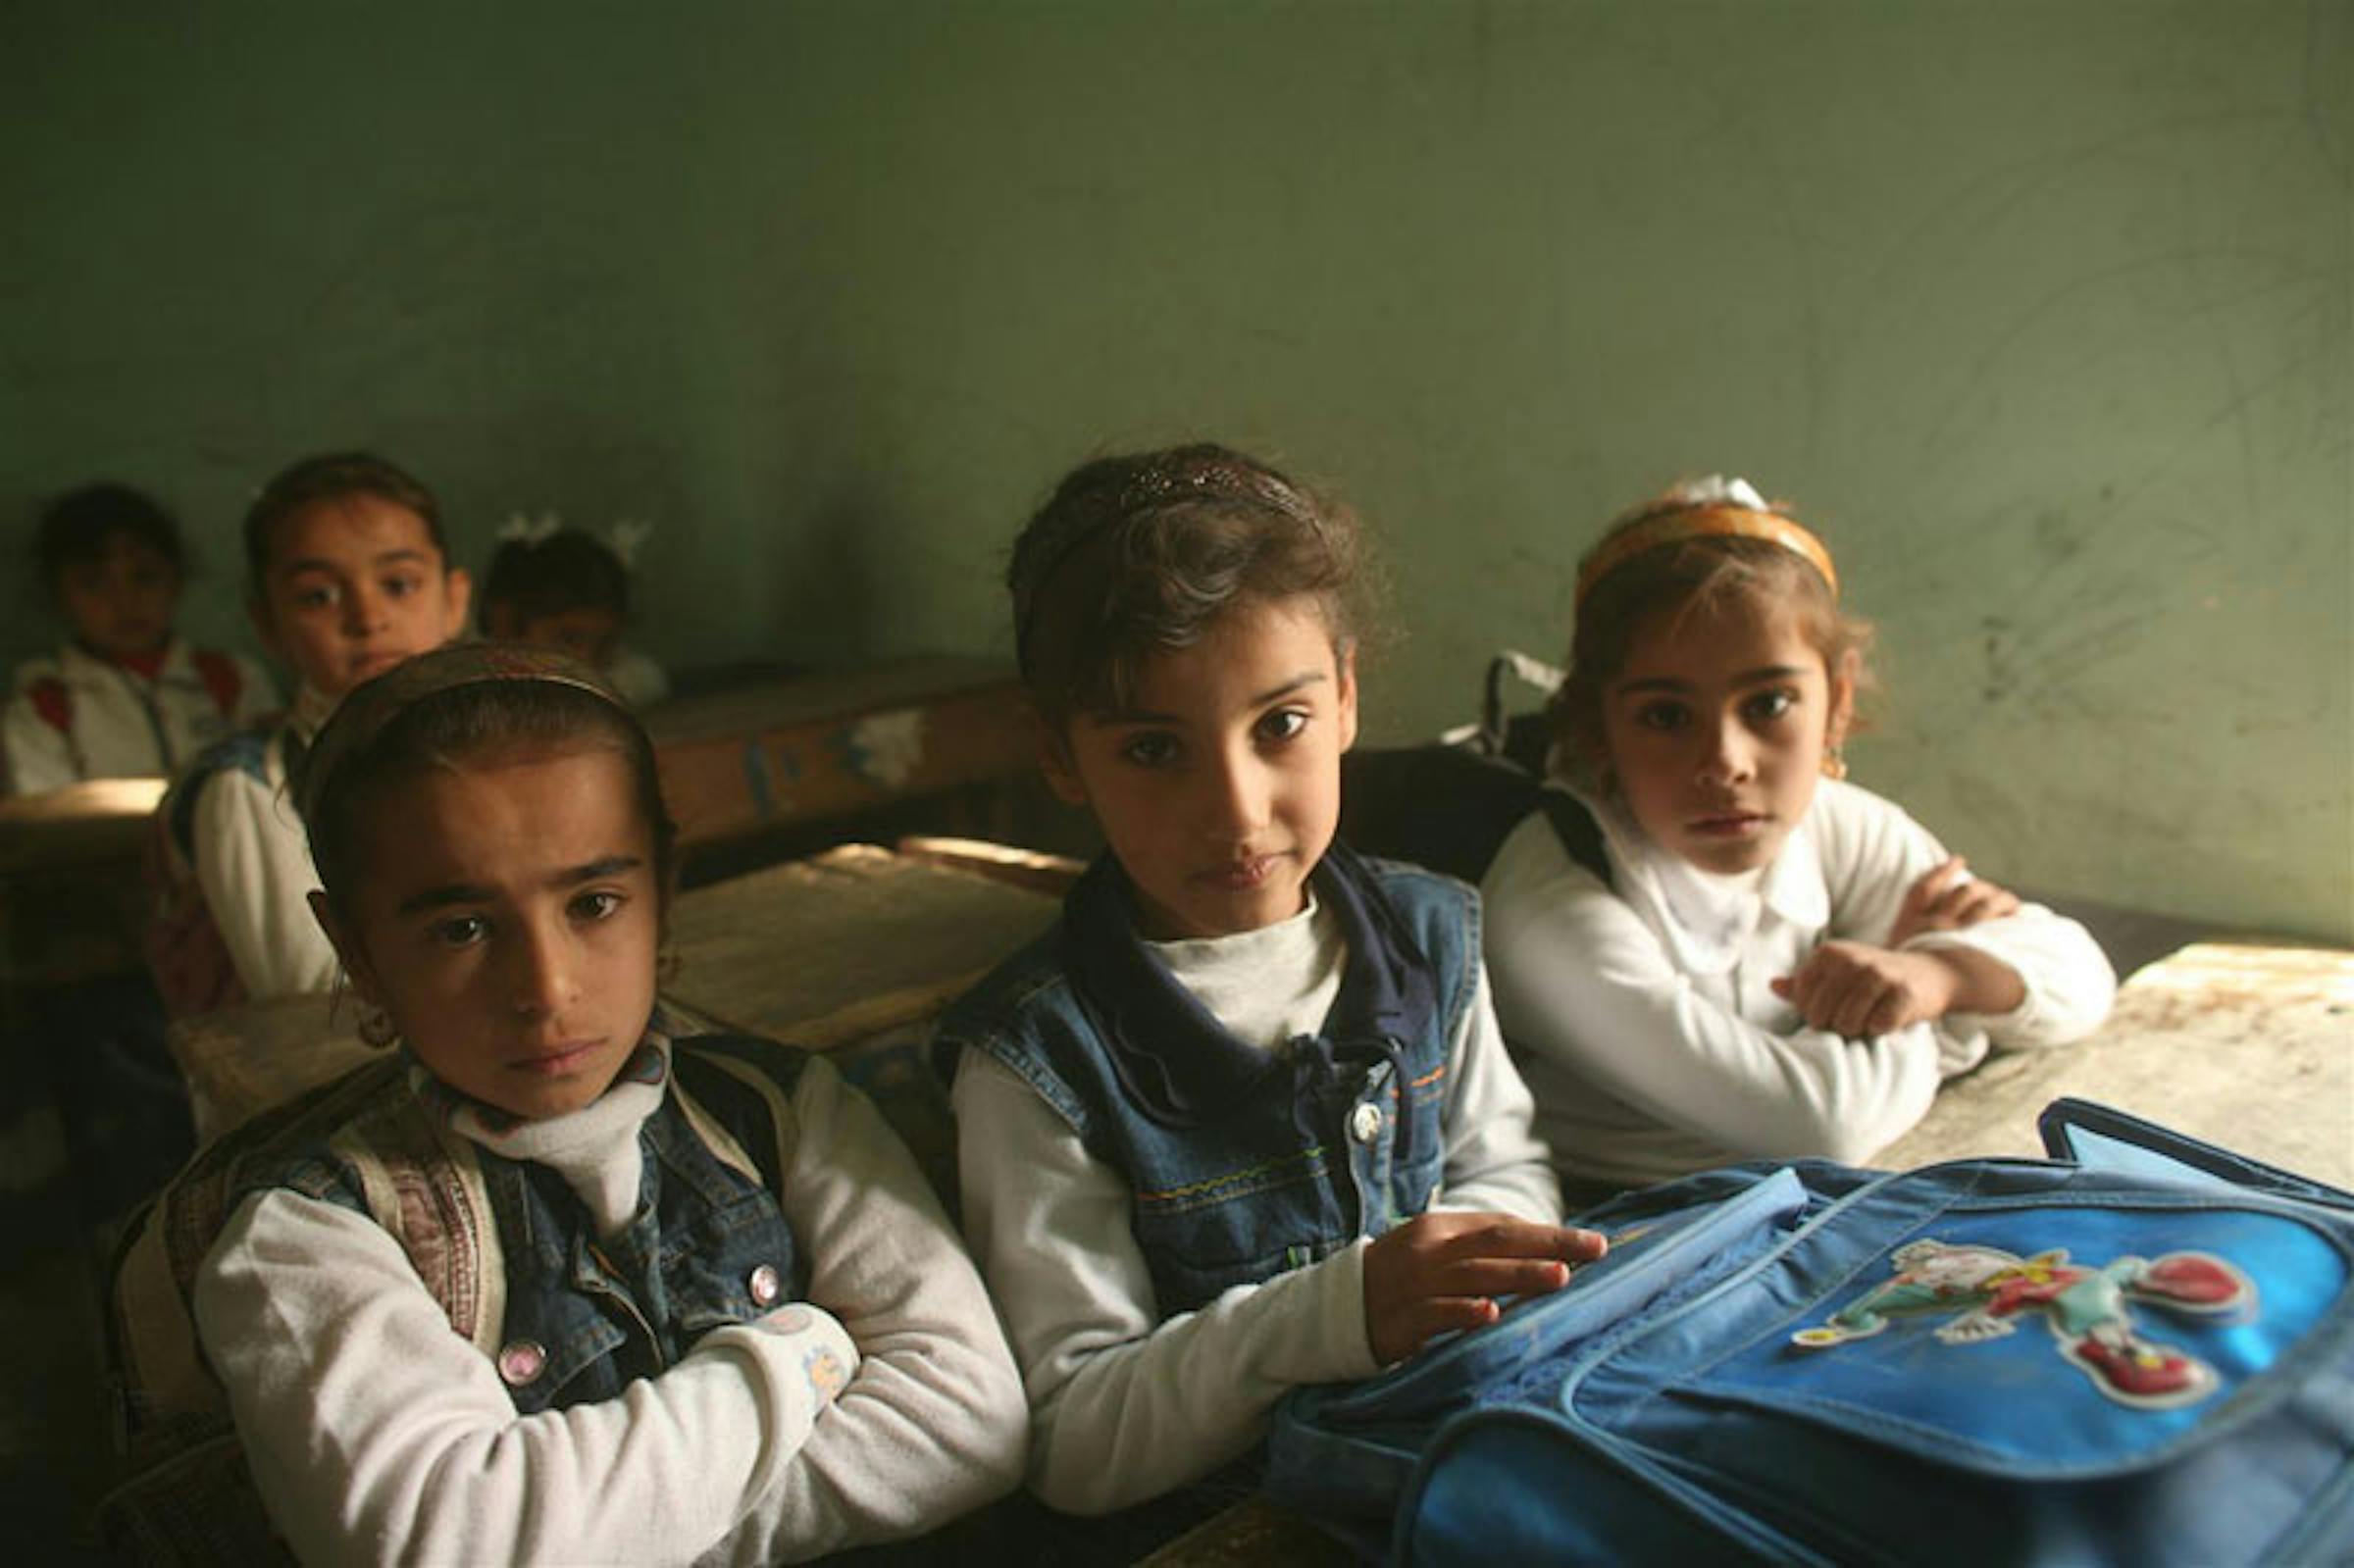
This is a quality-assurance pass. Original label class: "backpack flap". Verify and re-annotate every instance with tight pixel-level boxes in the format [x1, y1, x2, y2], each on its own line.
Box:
[2039, 1097, 2354, 1209]
[1512, 1162, 2354, 1567]
[1268, 1168, 1811, 1557]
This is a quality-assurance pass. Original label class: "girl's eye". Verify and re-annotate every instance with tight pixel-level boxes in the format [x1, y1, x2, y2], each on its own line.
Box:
[433, 915, 488, 948]
[1119, 733, 1180, 768]
[292, 583, 337, 610]
[1256, 708, 1309, 745]
[1745, 689, 1799, 723]
[1633, 700, 1688, 733]
[382, 575, 421, 599]
[571, 889, 623, 923]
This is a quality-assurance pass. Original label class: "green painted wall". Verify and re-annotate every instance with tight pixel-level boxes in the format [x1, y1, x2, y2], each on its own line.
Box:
[4, 2, 2347, 938]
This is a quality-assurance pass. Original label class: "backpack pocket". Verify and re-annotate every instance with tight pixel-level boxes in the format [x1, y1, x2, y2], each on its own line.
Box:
[1269, 1167, 1811, 1556]
[1411, 1167, 2354, 1566]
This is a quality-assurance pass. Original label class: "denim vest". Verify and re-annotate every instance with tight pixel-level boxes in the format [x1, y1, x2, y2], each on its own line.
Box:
[207, 1027, 811, 1416]
[938, 841, 1478, 1316]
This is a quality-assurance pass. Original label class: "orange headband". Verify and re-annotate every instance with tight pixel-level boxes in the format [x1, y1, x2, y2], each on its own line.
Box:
[1574, 503, 1839, 607]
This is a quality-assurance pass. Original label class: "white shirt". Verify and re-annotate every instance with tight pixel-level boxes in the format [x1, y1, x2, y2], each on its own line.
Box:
[1481, 778, 2118, 1187]
[176, 686, 340, 1003]
[3, 638, 276, 793]
[195, 1047, 1027, 1566]
[606, 644, 671, 708]
[951, 891, 1561, 1517]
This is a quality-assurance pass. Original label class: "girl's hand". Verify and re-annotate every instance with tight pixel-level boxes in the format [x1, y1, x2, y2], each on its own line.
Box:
[1772, 941, 1962, 1038]
[1887, 856, 2021, 947]
[1361, 1213, 1607, 1365]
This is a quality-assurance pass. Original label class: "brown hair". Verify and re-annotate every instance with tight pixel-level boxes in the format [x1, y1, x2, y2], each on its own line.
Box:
[244, 451, 448, 588]
[298, 668, 678, 929]
[1008, 443, 1373, 729]
[1551, 491, 1875, 784]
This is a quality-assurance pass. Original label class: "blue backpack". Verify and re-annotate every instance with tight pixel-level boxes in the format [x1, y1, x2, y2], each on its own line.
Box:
[1267, 1099, 2354, 1565]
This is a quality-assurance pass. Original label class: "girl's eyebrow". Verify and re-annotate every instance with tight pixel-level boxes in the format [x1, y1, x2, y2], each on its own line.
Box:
[1616, 664, 1808, 695]
[1091, 670, 1329, 726]
[394, 856, 644, 915]
[279, 547, 432, 578]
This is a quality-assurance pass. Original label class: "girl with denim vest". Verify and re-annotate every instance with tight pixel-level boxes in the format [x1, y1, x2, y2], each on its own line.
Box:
[1481, 477, 2117, 1194]
[114, 643, 1025, 1563]
[936, 444, 1600, 1523]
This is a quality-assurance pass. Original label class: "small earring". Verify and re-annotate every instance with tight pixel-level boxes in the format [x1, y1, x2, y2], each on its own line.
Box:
[1821, 741, 1849, 781]
[356, 1000, 399, 1049]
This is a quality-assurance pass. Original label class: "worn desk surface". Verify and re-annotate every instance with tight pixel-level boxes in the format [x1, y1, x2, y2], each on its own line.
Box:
[1879, 938, 2354, 1185]
[645, 656, 1032, 852]
[0, 778, 168, 1000]
[167, 843, 1058, 1142]
[0, 777, 167, 878]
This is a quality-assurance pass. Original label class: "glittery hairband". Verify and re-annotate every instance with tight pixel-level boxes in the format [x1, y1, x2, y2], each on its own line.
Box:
[294, 642, 630, 827]
[1011, 458, 1317, 674]
[1573, 503, 1840, 608]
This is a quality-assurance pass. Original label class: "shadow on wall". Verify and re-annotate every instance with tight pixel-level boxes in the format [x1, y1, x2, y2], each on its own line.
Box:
[769, 489, 888, 665]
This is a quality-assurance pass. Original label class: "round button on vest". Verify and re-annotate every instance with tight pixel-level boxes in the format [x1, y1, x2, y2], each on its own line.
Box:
[1350, 1103, 1384, 1144]
[747, 1263, 783, 1307]
[496, 1340, 547, 1387]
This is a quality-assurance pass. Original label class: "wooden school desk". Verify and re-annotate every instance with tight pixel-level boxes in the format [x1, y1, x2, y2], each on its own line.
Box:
[164, 843, 1060, 1144]
[645, 656, 1036, 858]
[0, 778, 167, 1008]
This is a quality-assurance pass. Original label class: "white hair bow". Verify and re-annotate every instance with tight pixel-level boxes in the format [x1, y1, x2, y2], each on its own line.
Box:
[497, 510, 564, 543]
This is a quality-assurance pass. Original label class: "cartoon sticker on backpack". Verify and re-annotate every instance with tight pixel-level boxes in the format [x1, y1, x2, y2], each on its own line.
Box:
[1791, 1239, 2255, 1408]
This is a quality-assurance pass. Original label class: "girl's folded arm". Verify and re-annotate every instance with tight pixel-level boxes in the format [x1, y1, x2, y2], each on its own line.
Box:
[722, 1053, 1029, 1563]
[193, 1189, 850, 1567]
[953, 1053, 1380, 1517]
[1816, 783, 2116, 1049]
[1906, 908, 2117, 1047]
[1486, 855, 1940, 1166]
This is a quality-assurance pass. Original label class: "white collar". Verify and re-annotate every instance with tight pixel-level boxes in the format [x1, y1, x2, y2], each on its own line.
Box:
[1581, 784, 1830, 974]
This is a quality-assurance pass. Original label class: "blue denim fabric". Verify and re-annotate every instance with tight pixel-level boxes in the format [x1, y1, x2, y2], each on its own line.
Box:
[937, 841, 1477, 1317]
[235, 1035, 810, 1415]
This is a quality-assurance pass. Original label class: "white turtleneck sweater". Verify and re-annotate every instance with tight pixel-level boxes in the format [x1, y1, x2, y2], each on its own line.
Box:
[1481, 778, 2118, 1187]
[193, 1040, 1027, 1565]
[951, 891, 1561, 1517]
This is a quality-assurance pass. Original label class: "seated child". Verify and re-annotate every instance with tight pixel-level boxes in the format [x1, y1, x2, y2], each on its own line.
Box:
[150, 452, 472, 1013]
[936, 443, 1601, 1521]
[1481, 476, 2118, 1192]
[4, 483, 276, 793]
[482, 520, 669, 706]
[109, 644, 1026, 1562]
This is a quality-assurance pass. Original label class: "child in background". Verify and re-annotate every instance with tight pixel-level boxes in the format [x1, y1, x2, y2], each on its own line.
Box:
[482, 520, 670, 706]
[110, 644, 1024, 1561]
[4, 483, 276, 793]
[149, 452, 471, 1013]
[1481, 476, 2117, 1194]
[935, 444, 1598, 1526]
